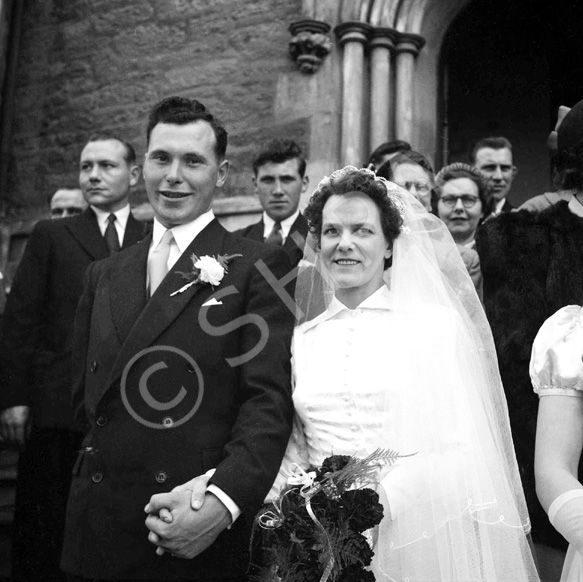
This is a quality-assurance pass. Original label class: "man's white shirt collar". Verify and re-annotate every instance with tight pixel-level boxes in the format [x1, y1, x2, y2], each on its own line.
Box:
[568, 194, 583, 218]
[151, 209, 215, 270]
[495, 197, 506, 214]
[262, 210, 300, 242]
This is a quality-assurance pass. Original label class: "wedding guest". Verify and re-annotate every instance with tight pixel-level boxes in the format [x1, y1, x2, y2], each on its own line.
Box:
[532, 306, 583, 582]
[172, 167, 540, 581]
[470, 136, 517, 217]
[476, 99, 583, 577]
[61, 96, 294, 581]
[375, 149, 434, 211]
[49, 187, 88, 218]
[432, 163, 493, 298]
[0, 134, 145, 581]
[367, 139, 411, 170]
[235, 139, 309, 267]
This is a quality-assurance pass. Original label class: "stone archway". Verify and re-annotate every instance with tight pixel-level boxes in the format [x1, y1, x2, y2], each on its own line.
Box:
[325, 0, 473, 166]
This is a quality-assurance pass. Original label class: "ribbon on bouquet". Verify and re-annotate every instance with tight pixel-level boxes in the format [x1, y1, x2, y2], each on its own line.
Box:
[257, 464, 336, 582]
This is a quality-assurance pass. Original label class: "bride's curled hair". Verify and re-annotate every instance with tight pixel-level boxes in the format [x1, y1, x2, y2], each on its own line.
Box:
[304, 166, 403, 246]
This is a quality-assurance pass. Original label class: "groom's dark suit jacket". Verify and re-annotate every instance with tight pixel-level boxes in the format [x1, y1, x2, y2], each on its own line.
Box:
[234, 213, 308, 268]
[62, 219, 295, 580]
[0, 208, 146, 428]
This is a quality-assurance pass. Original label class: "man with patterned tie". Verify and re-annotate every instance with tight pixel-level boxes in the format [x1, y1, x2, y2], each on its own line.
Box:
[0, 133, 145, 582]
[235, 139, 309, 267]
[61, 97, 294, 581]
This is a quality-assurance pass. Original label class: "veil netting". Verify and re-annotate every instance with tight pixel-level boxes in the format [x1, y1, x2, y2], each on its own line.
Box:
[283, 167, 540, 582]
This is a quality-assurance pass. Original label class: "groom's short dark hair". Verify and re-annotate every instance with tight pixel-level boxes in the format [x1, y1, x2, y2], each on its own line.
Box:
[146, 96, 228, 160]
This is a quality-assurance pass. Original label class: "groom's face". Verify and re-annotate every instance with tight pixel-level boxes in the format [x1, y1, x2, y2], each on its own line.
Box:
[143, 121, 229, 228]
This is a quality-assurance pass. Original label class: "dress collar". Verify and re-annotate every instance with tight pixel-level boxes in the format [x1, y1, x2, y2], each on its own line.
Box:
[300, 285, 392, 333]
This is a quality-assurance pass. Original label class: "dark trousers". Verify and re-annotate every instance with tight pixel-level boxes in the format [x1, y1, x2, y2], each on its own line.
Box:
[11, 426, 83, 582]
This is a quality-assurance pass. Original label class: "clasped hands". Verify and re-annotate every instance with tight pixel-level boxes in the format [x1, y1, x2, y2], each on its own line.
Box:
[144, 473, 226, 559]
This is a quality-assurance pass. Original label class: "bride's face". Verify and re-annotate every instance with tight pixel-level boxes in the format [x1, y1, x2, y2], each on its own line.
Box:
[320, 192, 392, 306]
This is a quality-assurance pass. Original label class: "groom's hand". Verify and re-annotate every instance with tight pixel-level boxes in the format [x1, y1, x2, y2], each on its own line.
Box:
[145, 489, 230, 559]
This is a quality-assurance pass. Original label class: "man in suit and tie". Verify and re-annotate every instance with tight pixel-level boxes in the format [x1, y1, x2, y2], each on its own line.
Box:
[61, 97, 294, 581]
[235, 139, 309, 267]
[470, 136, 518, 216]
[0, 134, 145, 581]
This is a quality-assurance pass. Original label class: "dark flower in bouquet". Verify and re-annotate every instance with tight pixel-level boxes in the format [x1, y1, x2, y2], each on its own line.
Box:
[254, 449, 411, 582]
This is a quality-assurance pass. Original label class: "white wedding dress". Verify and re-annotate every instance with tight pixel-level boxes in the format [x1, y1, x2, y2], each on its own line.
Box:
[270, 284, 539, 582]
[267, 169, 539, 581]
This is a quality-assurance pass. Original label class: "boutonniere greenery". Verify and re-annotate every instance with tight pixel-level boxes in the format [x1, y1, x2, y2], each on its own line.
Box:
[170, 253, 242, 296]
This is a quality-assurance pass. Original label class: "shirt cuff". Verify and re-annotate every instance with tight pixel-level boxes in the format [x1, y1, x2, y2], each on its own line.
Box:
[207, 484, 241, 525]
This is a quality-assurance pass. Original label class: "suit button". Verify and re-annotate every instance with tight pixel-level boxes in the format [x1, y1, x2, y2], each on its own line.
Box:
[96, 416, 107, 427]
[155, 471, 168, 483]
[92, 472, 103, 483]
[90, 360, 98, 372]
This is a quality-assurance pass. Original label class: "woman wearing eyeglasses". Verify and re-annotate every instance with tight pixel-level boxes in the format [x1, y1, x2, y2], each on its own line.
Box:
[432, 163, 492, 299]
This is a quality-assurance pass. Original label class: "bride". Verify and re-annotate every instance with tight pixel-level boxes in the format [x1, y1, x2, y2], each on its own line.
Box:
[271, 166, 538, 581]
[149, 167, 539, 581]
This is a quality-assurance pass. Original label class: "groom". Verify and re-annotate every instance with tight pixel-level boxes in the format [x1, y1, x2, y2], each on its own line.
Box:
[61, 96, 295, 581]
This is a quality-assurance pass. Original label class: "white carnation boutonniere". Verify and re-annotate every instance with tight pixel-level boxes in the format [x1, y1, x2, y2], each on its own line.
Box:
[170, 253, 242, 296]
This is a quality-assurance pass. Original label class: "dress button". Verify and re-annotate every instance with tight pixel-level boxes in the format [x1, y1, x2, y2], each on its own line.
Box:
[90, 360, 98, 372]
[96, 416, 107, 427]
[92, 472, 103, 483]
[351, 311, 358, 318]
[162, 417, 174, 428]
[155, 471, 168, 483]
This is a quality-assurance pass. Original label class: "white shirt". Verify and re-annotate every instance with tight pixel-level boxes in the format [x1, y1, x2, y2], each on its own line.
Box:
[494, 197, 507, 215]
[262, 209, 300, 244]
[149, 210, 241, 524]
[568, 193, 583, 218]
[149, 210, 215, 275]
[91, 204, 130, 247]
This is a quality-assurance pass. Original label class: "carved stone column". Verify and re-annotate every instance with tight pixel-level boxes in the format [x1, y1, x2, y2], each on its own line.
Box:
[394, 32, 425, 143]
[368, 28, 397, 154]
[334, 21, 372, 166]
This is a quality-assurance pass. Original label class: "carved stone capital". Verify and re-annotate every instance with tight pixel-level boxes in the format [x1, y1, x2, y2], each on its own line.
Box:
[395, 32, 426, 56]
[288, 19, 332, 74]
[334, 21, 373, 47]
[369, 27, 398, 51]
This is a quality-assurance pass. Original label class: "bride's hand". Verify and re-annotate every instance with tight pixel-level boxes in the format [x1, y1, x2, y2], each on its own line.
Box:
[144, 472, 212, 556]
[171, 471, 213, 511]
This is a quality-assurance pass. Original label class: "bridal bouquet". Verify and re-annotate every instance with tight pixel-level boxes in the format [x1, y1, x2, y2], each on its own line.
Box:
[254, 449, 407, 582]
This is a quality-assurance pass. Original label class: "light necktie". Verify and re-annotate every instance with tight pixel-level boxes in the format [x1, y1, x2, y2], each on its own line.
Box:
[104, 214, 121, 255]
[148, 230, 175, 297]
[265, 221, 283, 245]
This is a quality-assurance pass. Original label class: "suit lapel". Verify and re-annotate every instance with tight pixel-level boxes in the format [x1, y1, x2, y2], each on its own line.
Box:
[247, 220, 265, 242]
[108, 234, 151, 345]
[122, 213, 146, 248]
[104, 220, 227, 392]
[65, 209, 109, 260]
[283, 214, 307, 252]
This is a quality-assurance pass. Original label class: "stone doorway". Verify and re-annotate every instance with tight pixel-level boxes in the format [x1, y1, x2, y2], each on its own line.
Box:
[440, 0, 583, 205]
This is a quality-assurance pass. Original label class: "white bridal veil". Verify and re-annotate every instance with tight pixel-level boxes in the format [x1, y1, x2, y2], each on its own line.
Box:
[291, 167, 540, 581]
